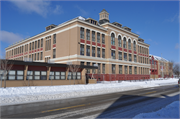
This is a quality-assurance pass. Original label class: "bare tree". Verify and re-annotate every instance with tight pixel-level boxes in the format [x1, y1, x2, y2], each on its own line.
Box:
[0, 59, 13, 88]
[173, 63, 180, 78]
[68, 63, 80, 85]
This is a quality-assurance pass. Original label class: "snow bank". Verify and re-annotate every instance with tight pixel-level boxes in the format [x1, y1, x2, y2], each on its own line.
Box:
[0, 78, 178, 105]
[133, 101, 180, 118]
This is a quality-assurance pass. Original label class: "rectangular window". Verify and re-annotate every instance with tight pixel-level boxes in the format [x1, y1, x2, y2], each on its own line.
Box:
[129, 66, 132, 74]
[92, 31, 95, 41]
[77, 72, 81, 80]
[112, 64, 116, 74]
[92, 47, 95, 57]
[80, 27, 84, 39]
[8, 70, 16, 80]
[30, 43, 31, 51]
[80, 44, 84, 55]
[37, 53, 39, 60]
[32, 42, 34, 50]
[49, 39, 51, 50]
[119, 65, 122, 74]
[34, 53, 36, 60]
[124, 53, 127, 61]
[34, 71, 40, 80]
[22, 46, 23, 53]
[98, 63, 101, 74]
[38, 40, 40, 48]
[92, 63, 96, 73]
[32, 54, 34, 61]
[111, 50, 116, 59]
[68, 72, 72, 80]
[41, 39, 43, 47]
[97, 33, 100, 43]
[118, 52, 122, 60]
[125, 66, 128, 74]
[53, 49, 56, 58]
[102, 49, 105, 58]
[61, 72, 66, 80]
[86, 29, 90, 40]
[135, 67, 137, 74]
[102, 64, 105, 74]
[134, 55, 137, 62]
[87, 62, 90, 73]
[41, 52, 43, 60]
[86, 46, 90, 56]
[129, 54, 132, 61]
[35, 41, 37, 49]
[97, 48, 100, 57]
[53, 34, 56, 44]
[41, 71, 47, 80]
[102, 34, 105, 44]
[81, 62, 84, 65]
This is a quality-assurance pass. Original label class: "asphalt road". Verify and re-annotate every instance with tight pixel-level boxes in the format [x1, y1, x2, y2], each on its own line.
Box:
[2, 84, 180, 119]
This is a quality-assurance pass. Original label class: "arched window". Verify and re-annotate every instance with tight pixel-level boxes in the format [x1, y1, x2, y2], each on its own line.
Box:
[111, 33, 115, 45]
[133, 41, 136, 51]
[118, 36, 121, 47]
[123, 37, 126, 48]
[128, 39, 131, 49]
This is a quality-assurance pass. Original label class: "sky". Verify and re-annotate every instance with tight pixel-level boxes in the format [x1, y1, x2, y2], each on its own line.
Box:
[0, 0, 179, 63]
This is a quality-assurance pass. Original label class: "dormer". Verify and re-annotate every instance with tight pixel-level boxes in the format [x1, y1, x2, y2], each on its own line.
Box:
[123, 26, 131, 32]
[112, 22, 122, 28]
[99, 9, 110, 25]
[85, 18, 98, 25]
[45, 24, 57, 31]
[138, 37, 144, 43]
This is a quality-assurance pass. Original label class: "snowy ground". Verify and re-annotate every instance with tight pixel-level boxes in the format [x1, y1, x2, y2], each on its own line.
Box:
[133, 101, 180, 118]
[0, 78, 179, 105]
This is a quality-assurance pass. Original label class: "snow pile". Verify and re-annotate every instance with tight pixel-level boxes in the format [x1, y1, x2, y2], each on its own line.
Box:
[133, 101, 180, 118]
[0, 78, 178, 105]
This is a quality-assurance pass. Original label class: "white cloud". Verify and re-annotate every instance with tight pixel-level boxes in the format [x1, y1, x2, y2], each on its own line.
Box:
[136, 31, 141, 35]
[10, 0, 63, 17]
[175, 43, 179, 49]
[165, 13, 179, 23]
[75, 5, 88, 16]
[0, 30, 24, 44]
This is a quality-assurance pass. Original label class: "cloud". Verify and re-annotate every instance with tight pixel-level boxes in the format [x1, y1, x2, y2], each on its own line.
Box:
[75, 5, 88, 16]
[164, 13, 179, 23]
[0, 30, 24, 44]
[175, 43, 179, 49]
[10, 0, 63, 17]
[136, 31, 141, 35]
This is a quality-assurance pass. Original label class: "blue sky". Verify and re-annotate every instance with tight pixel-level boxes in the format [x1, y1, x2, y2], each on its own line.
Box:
[0, 1, 179, 63]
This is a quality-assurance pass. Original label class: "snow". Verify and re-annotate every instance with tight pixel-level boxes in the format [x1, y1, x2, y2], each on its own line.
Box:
[0, 78, 179, 106]
[78, 16, 86, 20]
[149, 54, 169, 62]
[133, 101, 180, 118]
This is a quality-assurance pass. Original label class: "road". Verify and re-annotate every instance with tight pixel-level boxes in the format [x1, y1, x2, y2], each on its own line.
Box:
[2, 84, 179, 119]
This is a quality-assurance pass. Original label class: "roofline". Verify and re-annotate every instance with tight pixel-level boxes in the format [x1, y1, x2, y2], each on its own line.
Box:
[6, 17, 107, 50]
[138, 41, 150, 46]
[100, 22, 139, 37]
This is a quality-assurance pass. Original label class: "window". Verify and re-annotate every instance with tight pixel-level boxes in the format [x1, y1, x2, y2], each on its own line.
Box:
[80, 27, 84, 39]
[77, 72, 81, 80]
[41, 71, 47, 80]
[53, 49, 56, 58]
[129, 54, 132, 61]
[87, 62, 90, 73]
[134, 41, 136, 51]
[53, 34, 56, 44]
[81, 62, 84, 65]
[124, 53, 127, 61]
[86, 46, 90, 56]
[34, 71, 40, 80]
[119, 65, 122, 74]
[40, 52, 43, 60]
[92, 31, 95, 41]
[118, 36, 122, 47]
[38, 40, 40, 48]
[92, 47, 95, 57]
[129, 66, 132, 74]
[102, 49, 105, 58]
[134, 55, 137, 62]
[37, 53, 39, 60]
[8, 70, 16, 80]
[102, 64, 105, 74]
[128, 39, 131, 49]
[50, 71, 65, 80]
[97, 48, 100, 57]
[92, 63, 96, 73]
[41, 39, 43, 47]
[125, 66, 128, 74]
[135, 67, 137, 74]
[112, 64, 115, 74]
[111, 33, 115, 45]
[97, 33, 100, 43]
[34, 53, 36, 60]
[27, 71, 33, 80]
[98, 63, 101, 74]
[80, 44, 84, 55]
[32, 54, 34, 61]
[22, 46, 23, 53]
[123, 37, 127, 48]
[111, 50, 115, 59]
[102, 34, 105, 44]
[35, 41, 37, 49]
[32, 42, 34, 50]
[118, 52, 122, 60]
[87, 29, 90, 40]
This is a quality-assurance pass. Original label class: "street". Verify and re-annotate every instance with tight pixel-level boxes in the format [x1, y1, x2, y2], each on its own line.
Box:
[2, 84, 179, 119]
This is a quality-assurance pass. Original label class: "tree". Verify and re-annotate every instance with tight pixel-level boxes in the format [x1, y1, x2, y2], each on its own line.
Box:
[68, 62, 80, 85]
[0, 59, 13, 88]
[173, 63, 180, 78]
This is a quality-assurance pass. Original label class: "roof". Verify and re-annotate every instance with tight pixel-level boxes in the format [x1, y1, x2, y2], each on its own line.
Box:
[149, 54, 169, 62]
[0, 59, 98, 69]
[101, 9, 107, 12]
